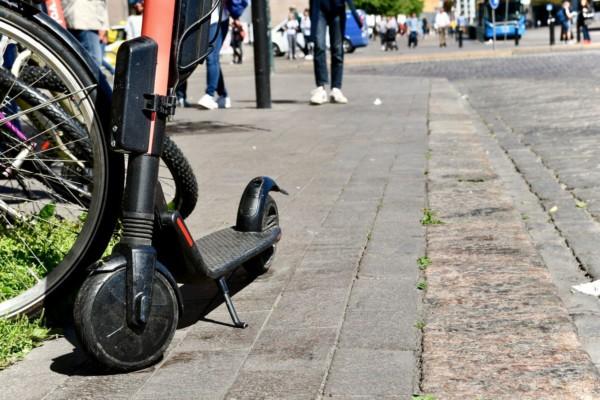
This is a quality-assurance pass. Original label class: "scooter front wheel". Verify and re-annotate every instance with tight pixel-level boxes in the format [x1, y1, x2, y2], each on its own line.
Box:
[74, 267, 179, 371]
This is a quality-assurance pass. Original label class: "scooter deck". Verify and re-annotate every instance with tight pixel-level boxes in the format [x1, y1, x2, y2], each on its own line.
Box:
[197, 226, 281, 279]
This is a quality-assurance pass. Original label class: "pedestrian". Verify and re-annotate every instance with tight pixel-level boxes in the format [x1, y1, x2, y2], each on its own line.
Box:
[434, 8, 450, 47]
[62, 0, 109, 67]
[231, 19, 245, 64]
[309, 0, 363, 105]
[556, 1, 573, 43]
[422, 17, 429, 36]
[197, 6, 230, 110]
[384, 15, 398, 50]
[301, 9, 313, 59]
[457, 12, 466, 48]
[378, 16, 388, 50]
[577, 0, 592, 44]
[285, 12, 299, 60]
[126, 1, 143, 39]
[406, 12, 420, 48]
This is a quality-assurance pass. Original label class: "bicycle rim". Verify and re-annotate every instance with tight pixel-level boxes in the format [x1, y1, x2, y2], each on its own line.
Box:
[0, 14, 110, 317]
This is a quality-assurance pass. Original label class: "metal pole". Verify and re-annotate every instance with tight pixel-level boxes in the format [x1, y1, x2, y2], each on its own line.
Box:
[504, 0, 509, 41]
[492, 8, 496, 50]
[549, 17, 555, 45]
[251, 0, 271, 108]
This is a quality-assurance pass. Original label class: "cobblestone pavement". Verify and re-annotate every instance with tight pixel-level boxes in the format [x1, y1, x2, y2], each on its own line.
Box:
[424, 79, 600, 398]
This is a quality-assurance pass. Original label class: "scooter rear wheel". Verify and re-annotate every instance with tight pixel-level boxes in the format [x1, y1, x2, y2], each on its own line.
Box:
[74, 267, 179, 371]
[243, 195, 279, 276]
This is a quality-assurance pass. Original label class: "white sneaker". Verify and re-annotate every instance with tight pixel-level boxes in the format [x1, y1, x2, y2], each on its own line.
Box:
[305, 54, 314, 61]
[218, 96, 232, 109]
[310, 86, 328, 105]
[197, 94, 218, 110]
[330, 88, 348, 104]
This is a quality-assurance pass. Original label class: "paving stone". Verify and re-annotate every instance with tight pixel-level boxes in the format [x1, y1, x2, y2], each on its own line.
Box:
[324, 349, 415, 397]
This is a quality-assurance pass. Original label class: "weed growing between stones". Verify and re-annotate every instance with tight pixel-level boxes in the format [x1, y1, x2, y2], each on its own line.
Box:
[421, 209, 443, 225]
[417, 256, 431, 270]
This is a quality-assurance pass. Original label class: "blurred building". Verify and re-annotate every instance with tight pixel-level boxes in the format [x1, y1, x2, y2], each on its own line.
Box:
[455, 0, 476, 22]
[423, 0, 439, 13]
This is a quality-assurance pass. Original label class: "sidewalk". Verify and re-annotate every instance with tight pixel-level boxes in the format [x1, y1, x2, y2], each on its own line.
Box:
[0, 73, 427, 399]
[2, 67, 600, 399]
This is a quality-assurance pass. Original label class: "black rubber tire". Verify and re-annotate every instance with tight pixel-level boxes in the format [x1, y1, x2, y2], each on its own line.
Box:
[74, 267, 178, 371]
[0, 7, 123, 318]
[162, 136, 198, 219]
[243, 195, 279, 275]
[343, 39, 355, 53]
[19, 65, 68, 93]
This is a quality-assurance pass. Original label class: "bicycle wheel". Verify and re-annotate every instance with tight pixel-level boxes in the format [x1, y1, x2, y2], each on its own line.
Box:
[0, 7, 122, 317]
[160, 136, 198, 220]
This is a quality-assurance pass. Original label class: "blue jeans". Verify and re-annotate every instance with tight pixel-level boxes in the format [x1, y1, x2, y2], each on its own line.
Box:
[70, 30, 102, 67]
[313, 10, 344, 89]
[206, 21, 229, 97]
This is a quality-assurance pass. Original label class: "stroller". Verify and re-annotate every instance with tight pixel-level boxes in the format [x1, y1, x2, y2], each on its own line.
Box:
[384, 28, 398, 51]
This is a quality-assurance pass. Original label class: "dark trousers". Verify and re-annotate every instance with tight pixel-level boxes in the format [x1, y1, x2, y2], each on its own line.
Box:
[206, 21, 228, 97]
[313, 9, 344, 89]
[232, 41, 243, 63]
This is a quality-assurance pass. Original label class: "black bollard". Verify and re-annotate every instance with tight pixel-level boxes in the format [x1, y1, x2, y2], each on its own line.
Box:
[549, 17, 555, 45]
[251, 0, 271, 108]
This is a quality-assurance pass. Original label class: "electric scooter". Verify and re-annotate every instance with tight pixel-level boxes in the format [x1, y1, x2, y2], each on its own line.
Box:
[73, 0, 285, 371]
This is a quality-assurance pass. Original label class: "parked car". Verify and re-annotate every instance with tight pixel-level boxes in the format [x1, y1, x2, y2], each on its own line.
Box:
[271, 9, 369, 56]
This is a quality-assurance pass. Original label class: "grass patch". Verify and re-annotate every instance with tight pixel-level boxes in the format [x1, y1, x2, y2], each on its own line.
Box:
[421, 208, 443, 225]
[415, 320, 426, 330]
[0, 205, 82, 301]
[417, 256, 431, 270]
[417, 280, 428, 290]
[0, 314, 49, 369]
[413, 395, 437, 400]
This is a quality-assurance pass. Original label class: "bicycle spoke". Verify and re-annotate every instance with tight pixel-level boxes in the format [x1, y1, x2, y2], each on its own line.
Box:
[0, 84, 96, 128]
[0, 110, 85, 158]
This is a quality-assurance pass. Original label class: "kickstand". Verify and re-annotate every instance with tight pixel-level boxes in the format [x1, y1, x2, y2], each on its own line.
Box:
[216, 277, 248, 329]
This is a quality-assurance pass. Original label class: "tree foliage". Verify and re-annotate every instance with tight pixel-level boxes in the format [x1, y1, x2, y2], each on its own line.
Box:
[354, 0, 424, 15]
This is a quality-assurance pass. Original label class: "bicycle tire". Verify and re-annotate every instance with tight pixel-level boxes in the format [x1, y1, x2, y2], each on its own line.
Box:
[161, 136, 198, 220]
[18, 65, 68, 93]
[0, 7, 123, 318]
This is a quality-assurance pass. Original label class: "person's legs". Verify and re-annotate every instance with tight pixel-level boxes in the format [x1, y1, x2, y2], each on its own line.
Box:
[287, 34, 294, 59]
[583, 24, 591, 41]
[216, 19, 229, 98]
[71, 30, 102, 66]
[329, 13, 344, 89]
[205, 23, 221, 96]
[313, 10, 328, 87]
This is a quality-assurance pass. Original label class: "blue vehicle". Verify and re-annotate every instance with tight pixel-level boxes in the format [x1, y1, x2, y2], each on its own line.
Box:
[477, 0, 526, 40]
[344, 9, 369, 53]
